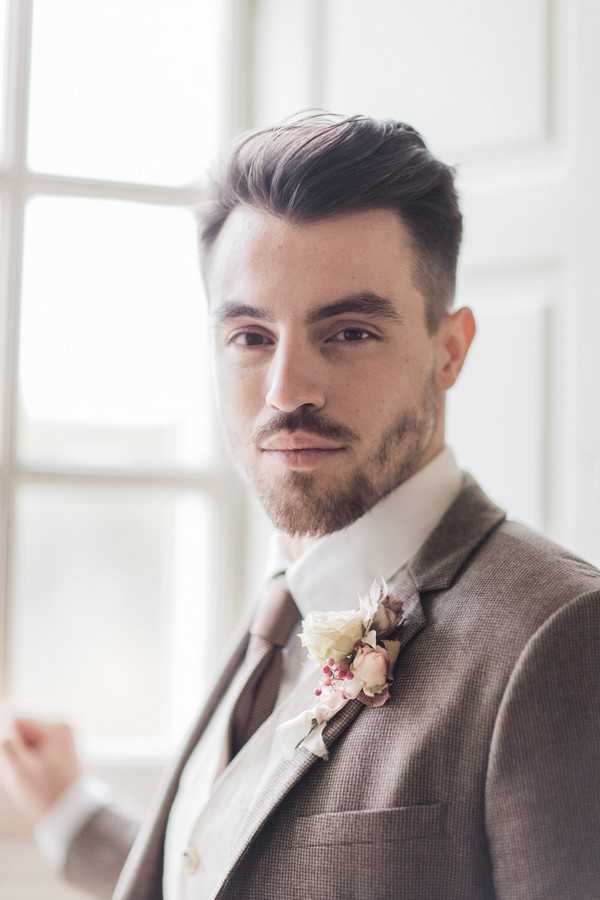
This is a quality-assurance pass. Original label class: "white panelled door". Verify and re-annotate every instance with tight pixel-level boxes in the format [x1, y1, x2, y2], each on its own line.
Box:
[253, 0, 600, 567]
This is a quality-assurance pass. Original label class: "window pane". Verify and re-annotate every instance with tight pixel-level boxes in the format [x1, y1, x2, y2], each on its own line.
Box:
[0, 0, 7, 161]
[9, 482, 209, 740]
[18, 195, 214, 469]
[0, 196, 5, 456]
[28, 0, 224, 185]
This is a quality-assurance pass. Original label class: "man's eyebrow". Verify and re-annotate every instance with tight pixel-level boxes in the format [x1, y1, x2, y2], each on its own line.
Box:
[211, 292, 405, 326]
[304, 293, 404, 325]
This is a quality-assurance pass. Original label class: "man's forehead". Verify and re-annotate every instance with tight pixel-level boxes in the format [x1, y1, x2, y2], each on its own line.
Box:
[205, 204, 417, 306]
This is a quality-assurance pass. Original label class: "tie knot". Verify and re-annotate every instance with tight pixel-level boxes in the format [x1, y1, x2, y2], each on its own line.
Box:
[250, 573, 301, 647]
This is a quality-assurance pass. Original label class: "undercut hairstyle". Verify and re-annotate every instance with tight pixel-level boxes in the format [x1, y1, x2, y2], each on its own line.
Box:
[197, 110, 463, 335]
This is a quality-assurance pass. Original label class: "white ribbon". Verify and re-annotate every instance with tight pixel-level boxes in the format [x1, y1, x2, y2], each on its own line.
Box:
[275, 675, 364, 760]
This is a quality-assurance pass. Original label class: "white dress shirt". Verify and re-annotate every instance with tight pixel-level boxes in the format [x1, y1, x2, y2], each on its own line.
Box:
[34, 444, 463, 896]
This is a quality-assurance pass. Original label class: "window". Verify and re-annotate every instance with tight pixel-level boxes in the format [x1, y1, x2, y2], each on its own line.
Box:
[0, 0, 249, 774]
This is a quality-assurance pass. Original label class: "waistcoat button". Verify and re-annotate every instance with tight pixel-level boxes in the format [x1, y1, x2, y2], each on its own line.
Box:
[183, 846, 200, 874]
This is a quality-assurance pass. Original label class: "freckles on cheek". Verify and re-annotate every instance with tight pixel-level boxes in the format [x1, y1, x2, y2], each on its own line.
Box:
[340, 360, 405, 422]
[341, 375, 373, 410]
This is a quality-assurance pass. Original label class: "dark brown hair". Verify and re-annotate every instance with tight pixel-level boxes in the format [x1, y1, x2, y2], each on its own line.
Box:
[197, 111, 462, 335]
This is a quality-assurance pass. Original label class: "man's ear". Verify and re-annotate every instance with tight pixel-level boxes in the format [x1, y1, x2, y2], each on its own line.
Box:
[437, 307, 476, 390]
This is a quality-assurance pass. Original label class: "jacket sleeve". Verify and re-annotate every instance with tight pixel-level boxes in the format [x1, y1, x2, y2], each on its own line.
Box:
[485, 589, 600, 900]
[61, 801, 141, 900]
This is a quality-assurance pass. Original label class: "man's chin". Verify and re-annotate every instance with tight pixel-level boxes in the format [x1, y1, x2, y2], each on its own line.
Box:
[253, 480, 332, 535]
[255, 474, 377, 538]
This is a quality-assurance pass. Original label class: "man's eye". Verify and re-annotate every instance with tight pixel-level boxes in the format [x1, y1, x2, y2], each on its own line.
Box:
[230, 331, 272, 347]
[328, 328, 376, 343]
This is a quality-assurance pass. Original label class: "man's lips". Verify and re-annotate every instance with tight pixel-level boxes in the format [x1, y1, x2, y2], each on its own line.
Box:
[260, 431, 346, 451]
[260, 446, 347, 471]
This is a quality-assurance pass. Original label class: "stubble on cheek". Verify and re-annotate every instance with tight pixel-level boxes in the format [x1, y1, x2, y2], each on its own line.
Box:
[372, 366, 439, 482]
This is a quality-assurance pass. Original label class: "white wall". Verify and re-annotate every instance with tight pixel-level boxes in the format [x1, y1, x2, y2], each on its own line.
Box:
[249, 0, 600, 569]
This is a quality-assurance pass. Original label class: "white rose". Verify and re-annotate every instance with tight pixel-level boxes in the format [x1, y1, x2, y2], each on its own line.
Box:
[299, 608, 364, 664]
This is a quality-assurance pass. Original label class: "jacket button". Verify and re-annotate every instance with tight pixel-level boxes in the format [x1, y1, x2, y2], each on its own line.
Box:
[183, 846, 200, 874]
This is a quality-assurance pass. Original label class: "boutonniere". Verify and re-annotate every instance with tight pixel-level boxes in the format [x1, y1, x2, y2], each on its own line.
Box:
[275, 576, 407, 760]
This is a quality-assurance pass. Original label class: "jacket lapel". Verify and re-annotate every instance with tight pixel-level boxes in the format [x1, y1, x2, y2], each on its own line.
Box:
[214, 470, 507, 897]
[407, 470, 507, 593]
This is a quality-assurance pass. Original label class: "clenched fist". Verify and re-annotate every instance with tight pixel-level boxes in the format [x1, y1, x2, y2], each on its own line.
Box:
[0, 714, 82, 826]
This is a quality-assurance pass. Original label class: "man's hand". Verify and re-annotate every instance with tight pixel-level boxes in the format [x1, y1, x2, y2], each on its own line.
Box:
[0, 715, 82, 827]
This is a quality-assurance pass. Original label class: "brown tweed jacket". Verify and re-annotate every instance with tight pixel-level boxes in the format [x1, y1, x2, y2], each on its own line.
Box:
[62, 471, 600, 900]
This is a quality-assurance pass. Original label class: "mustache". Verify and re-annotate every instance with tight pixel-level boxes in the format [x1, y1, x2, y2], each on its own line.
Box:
[254, 408, 358, 445]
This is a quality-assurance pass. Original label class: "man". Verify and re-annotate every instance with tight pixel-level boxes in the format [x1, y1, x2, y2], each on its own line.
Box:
[1, 112, 599, 900]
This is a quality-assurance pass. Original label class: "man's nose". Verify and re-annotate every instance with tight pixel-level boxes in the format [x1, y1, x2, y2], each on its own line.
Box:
[264, 339, 326, 412]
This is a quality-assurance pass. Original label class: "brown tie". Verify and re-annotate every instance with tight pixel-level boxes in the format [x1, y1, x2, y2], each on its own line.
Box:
[227, 572, 300, 760]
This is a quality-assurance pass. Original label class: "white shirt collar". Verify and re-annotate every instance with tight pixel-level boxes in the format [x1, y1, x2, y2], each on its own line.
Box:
[265, 443, 463, 618]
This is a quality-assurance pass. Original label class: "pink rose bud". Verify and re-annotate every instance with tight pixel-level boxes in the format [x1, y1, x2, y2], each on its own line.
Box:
[351, 643, 390, 694]
[327, 657, 335, 666]
[322, 665, 332, 676]
[314, 687, 322, 696]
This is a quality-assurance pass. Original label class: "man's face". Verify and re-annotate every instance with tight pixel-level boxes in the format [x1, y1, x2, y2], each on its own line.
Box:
[206, 205, 471, 537]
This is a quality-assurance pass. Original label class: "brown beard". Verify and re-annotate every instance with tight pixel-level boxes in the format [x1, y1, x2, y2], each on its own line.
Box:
[248, 367, 439, 537]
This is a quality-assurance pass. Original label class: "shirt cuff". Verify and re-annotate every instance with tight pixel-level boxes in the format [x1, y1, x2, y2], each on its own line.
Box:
[34, 773, 113, 871]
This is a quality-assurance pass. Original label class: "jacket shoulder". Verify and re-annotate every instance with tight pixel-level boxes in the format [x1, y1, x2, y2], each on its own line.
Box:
[456, 515, 600, 626]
